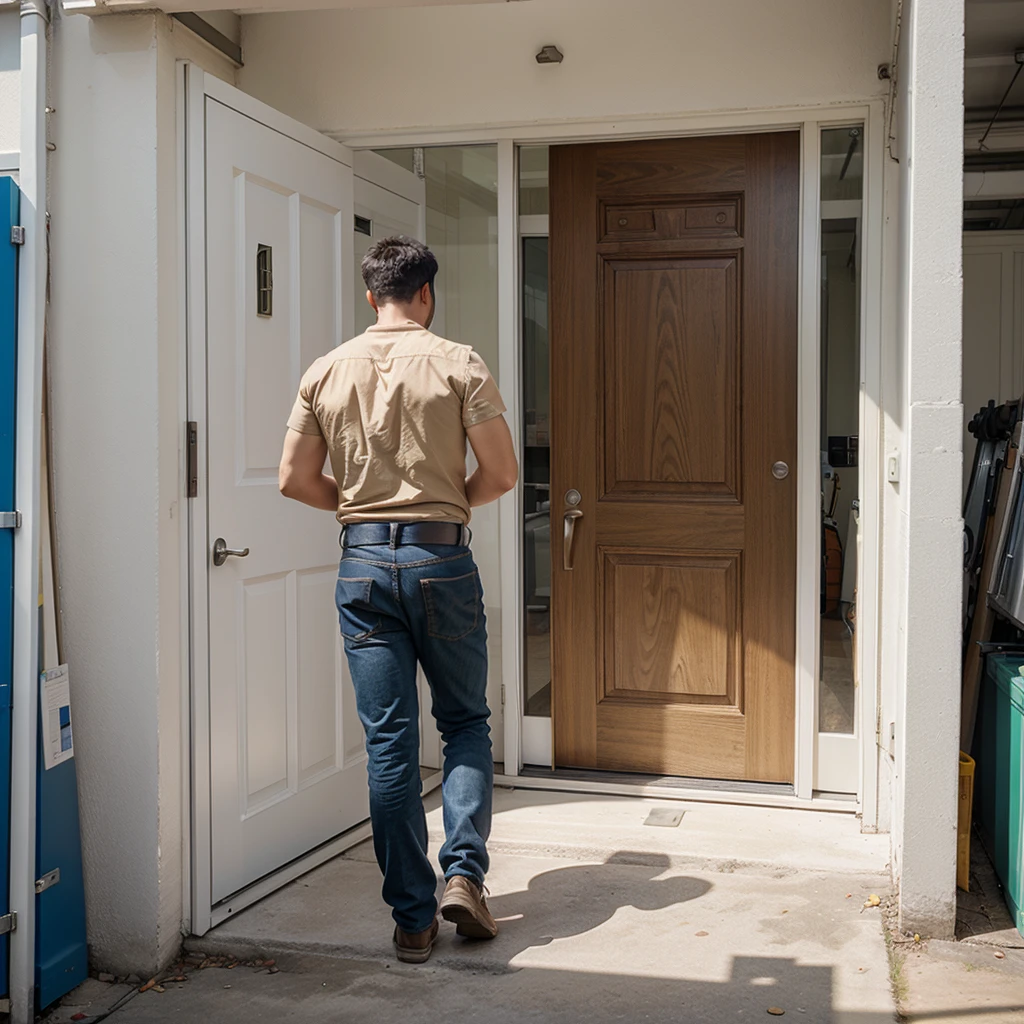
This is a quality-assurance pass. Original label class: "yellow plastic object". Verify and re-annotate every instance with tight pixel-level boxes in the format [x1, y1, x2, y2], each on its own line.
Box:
[957, 751, 976, 892]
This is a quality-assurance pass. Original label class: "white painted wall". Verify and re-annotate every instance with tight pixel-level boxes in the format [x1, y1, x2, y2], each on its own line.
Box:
[48, 9, 234, 974]
[0, 8, 19, 166]
[236, 0, 891, 138]
[886, 0, 964, 939]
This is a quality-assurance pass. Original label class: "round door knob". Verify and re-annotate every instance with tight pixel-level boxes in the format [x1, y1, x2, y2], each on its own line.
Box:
[771, 461, 790, 480]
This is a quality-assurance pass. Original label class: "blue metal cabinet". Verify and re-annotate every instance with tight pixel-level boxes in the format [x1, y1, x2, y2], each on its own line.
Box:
[35, 689, 88, 1007]
[1, 174, 88, 1012]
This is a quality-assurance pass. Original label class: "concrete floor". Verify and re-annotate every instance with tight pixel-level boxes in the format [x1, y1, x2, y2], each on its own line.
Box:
[46, 788, 1024, 1024]
[898, 940, 1024, 1023]
[892, 831, 1024, 1024]
[94, 788, 899, 1023]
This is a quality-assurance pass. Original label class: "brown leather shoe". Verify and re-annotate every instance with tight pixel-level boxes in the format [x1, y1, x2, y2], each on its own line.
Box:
[393, 919, 439, 963]
[439, 876, 498, 939]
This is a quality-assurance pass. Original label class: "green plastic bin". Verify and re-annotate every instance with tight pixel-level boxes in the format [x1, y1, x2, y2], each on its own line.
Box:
[975, 655, 1024, 936]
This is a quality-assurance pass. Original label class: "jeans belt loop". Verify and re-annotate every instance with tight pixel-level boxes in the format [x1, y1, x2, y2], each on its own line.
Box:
[389, 522, 399, 549]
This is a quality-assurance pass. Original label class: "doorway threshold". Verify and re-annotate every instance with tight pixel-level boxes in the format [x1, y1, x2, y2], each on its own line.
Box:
[496, 766, 858, 814]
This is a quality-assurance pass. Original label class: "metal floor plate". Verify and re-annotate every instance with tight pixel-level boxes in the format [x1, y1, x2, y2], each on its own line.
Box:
[644, 807, 685, 828]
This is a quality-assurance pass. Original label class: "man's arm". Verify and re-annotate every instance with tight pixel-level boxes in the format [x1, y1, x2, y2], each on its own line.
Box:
[278, 429, 339, 512]
[466, 416, 518, 507]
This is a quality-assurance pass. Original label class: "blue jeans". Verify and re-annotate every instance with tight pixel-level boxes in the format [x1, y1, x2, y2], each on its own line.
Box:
[336, 539, 493, 934]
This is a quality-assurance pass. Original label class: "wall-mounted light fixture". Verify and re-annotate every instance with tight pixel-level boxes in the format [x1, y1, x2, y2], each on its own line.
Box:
[536, 45, 564, 64]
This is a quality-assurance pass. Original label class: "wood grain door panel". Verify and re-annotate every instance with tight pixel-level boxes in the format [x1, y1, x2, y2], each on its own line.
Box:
[551, 133, 798, 784]
[601, 549, 742, 707]
[603, 255, 740, 499]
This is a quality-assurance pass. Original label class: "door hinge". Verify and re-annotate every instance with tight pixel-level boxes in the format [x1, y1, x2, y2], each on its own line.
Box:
[186, 421, 198, 498]
[500, 684, 506, 707]
[35, 868, 60, 895]
[10, 226, 25, 246]
[0, 511, 21, 529]
[0, 912, 16, 936]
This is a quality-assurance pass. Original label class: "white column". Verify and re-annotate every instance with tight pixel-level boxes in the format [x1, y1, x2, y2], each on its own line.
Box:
[894, 0, 964, 938]
[10, 2, 47, 1021]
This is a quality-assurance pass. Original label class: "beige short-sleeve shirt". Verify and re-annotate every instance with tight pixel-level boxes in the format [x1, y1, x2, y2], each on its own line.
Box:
[287, 322, 506, 525]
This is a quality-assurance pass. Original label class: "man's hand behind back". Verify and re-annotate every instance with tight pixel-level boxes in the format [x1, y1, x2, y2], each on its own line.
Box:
[465, 417, 518, 507]
[279, 429, 340, 512]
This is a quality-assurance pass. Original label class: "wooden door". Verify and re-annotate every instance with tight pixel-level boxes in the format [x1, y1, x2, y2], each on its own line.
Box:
[550, 134, 799, 783]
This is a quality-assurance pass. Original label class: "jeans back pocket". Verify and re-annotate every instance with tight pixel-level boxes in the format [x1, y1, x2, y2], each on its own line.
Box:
[421, 570, 481, 641]
[336, 576, 381, 642]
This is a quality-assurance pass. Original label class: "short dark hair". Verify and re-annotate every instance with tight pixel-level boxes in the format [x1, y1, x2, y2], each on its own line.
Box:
[360, 236, 438, 305]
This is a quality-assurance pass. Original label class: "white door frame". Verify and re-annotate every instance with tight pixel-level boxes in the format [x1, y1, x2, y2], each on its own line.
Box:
[179, 89, 888, 936]
[345, 101, 886, 818]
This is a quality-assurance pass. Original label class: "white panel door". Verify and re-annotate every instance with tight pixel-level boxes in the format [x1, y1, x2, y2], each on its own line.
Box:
[205, 98, 368, 903]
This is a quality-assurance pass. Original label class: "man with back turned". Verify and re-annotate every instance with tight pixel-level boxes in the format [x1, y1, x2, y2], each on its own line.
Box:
[279, 236, 517, 963]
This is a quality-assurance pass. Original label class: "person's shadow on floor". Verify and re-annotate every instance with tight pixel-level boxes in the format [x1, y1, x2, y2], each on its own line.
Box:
[438, 851, 712, 964]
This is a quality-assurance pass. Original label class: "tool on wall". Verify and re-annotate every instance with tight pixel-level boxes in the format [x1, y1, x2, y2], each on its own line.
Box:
[989, 428, 1024, 632]
[963, 399, 1020, 655]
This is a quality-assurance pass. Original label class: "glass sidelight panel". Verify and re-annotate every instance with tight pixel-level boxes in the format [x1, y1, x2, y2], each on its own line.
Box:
[522, 234, 551, 717]
[818, 126, 863, 735]
[360, 145, 503, 756]
[519, 146, 549, 216]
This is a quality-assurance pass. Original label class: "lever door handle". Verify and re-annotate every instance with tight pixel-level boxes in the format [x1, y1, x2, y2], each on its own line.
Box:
[213, 537, 250, 567]
[563, 509, 584, 571]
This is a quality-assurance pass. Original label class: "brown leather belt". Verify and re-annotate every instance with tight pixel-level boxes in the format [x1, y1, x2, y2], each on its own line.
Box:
[341, 522, 470, 549]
